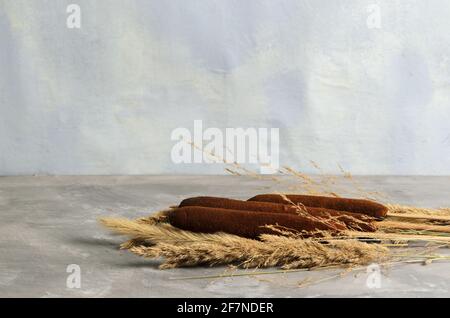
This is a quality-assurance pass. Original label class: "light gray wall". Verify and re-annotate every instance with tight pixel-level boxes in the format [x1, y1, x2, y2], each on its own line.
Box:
[1, 0, 450, 175]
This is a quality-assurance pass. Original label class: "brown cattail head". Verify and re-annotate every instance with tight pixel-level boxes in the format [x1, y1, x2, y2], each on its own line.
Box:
[248, 194, 388, 219]
[168, 206, 347, 239]
[179, 196, 299, 213]
[179, 196, 377, 232]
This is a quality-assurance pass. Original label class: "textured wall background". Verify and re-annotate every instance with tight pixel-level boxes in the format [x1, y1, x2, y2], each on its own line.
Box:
[1, 0, 450, 175]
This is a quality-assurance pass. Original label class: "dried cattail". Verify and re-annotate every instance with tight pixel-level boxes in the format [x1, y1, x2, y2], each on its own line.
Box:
[167, 206, 345, 239]
[248, 194, 388, 219]
[179, 196, 376, 232]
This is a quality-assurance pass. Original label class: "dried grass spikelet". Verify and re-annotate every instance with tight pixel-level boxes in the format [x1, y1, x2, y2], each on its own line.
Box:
[99, 217, 389, 270]
[100, 216, 223, 244]
[135, 209, 171, 224]
[130, 233, 388, 270]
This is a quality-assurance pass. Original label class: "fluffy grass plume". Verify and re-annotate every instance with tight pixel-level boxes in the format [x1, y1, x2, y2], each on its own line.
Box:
[100, 217, 389, 270]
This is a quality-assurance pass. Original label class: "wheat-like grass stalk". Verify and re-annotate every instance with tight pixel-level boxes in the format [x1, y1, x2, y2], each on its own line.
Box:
[129, 233, 388, 270]
[100, 217, 238, 244]
[100, 217, 389, 270]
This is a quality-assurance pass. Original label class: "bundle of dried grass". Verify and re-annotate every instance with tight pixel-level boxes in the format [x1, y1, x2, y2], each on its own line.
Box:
[98, 151, 450, 273]
[99, 217, 389, 270]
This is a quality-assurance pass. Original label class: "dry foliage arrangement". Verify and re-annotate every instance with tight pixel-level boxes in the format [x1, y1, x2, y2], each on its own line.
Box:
[99, 156, 450, 278]
[100, 216, 389, 270]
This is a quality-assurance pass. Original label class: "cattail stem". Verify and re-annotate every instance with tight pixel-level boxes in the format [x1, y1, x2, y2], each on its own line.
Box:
[343, 230, 450, 242]
[377, 220, 450, 233]
[386, 213, 450, 222]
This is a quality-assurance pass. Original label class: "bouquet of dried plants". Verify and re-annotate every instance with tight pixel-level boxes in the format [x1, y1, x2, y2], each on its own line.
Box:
[100, 159, 450, 275]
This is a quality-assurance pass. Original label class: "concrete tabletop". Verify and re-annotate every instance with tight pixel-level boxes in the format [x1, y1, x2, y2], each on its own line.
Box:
[1, 175, 449, 297]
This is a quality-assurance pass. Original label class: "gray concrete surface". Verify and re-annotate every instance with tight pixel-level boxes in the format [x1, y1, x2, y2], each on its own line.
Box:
[0, 175, 449, 297]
